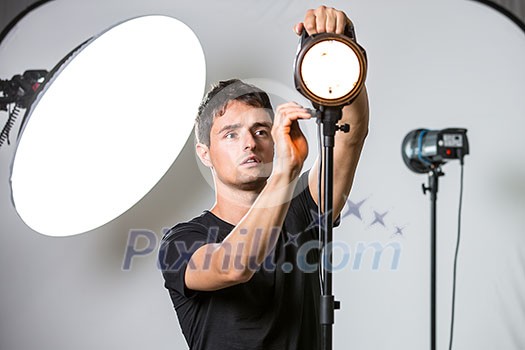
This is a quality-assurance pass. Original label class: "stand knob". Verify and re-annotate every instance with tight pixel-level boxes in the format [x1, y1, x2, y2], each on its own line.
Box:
[337, 123, 350, 133]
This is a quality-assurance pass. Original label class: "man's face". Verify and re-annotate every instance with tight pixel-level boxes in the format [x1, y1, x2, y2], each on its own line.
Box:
[207, 100, 274, 191]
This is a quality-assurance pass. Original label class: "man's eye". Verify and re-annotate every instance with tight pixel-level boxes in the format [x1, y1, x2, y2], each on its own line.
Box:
[225, 133, 236, 139]
[255, 130, 268, 136]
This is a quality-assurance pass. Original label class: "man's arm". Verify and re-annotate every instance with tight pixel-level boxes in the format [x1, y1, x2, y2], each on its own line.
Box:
[308, 89, 369, 218]
[297, 6, 370, 218]
[185, 103, 312, 292]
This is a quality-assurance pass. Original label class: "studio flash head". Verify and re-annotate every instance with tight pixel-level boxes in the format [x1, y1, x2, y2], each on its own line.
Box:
[402, 128, 469, 173]
[293, 26, 367, 109]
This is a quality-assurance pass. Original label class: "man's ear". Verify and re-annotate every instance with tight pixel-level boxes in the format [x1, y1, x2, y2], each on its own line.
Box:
[196, 142, 213, 168]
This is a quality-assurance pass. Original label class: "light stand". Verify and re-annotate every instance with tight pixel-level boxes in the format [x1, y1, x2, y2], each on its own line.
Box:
[318, 105, 349, 350]
[422, 167, 444, 350]
[0, 70, 47, 148]
[294, 26, 367, 350]
[401, 128, 469, 350]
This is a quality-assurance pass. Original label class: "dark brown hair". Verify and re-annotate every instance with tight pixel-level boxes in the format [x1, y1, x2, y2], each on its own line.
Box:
[195, 79, 274, 147]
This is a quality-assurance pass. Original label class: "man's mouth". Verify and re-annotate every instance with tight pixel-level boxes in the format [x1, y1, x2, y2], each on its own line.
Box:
[241, 155, 261, 165]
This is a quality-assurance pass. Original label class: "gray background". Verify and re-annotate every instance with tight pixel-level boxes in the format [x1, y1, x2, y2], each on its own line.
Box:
[1, 0, 524, 349]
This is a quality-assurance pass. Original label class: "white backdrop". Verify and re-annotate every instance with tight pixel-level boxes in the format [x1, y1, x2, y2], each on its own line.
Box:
[1, 0, 524, 349]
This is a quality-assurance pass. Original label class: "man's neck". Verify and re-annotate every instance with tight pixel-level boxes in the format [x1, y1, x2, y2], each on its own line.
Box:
[210, 183, 265, 225]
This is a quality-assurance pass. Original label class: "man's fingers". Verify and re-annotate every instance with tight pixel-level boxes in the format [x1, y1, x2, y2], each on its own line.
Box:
[294, 22, 304, 35]
[303, 6, 351, 35]
[315, 6, 327, 33]
[276, 103, 311, 117]
[303, 9, 317, 35]
[274, 104, 312, 131]
[335, 11, 347, 34]
[277, 108, 312, 124]
[275, 102, 306, 115]
[325, 8, 338, 33]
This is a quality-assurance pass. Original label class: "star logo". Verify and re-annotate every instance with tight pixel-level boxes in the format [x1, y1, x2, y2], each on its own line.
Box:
[392, 225, 407, 238]
[284, 232, 300, 247]
[305, 209, 332, 231]
[369, 210, 388, 227]
[341, 198, 366, 221]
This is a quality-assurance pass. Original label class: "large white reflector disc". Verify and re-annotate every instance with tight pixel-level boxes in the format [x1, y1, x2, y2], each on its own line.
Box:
[11, 15, 205, 236]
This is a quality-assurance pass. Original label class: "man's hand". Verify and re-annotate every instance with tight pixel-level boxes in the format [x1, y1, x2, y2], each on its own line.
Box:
[271, 102, 311, 178]
[294, 5, 352, 36]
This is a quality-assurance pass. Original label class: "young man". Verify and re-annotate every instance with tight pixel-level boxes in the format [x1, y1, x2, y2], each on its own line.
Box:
[159, 6, 369, 350]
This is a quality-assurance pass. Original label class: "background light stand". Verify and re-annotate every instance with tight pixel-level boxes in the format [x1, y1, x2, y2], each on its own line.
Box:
[422, 167, 444, 350]
[401, 128, 469, 350]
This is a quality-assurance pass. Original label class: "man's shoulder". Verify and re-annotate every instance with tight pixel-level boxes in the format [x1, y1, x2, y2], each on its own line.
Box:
[292, 169, 311, 198]
[161, 211, 217, 243]
[289, 169, 316, 213]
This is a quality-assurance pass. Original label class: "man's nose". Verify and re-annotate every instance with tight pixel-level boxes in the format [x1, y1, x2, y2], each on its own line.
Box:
[243, 132, 256, 151]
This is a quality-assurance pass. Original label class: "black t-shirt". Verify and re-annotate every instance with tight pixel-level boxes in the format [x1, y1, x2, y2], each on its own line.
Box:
[159, 172, 331, 350]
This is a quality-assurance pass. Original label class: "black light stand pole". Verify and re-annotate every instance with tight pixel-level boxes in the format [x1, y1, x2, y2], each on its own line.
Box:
[422, 167, 444, 350]
[319, 106, 348, 350]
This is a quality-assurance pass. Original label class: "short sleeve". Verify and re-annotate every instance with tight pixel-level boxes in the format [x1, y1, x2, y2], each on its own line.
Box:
[291, 170, 341, 235]
[158, 223, 208, 298]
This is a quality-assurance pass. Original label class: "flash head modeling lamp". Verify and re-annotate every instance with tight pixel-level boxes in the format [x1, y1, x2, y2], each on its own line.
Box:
[402, 128, 470, 173]
[294, 25, 367, 108]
